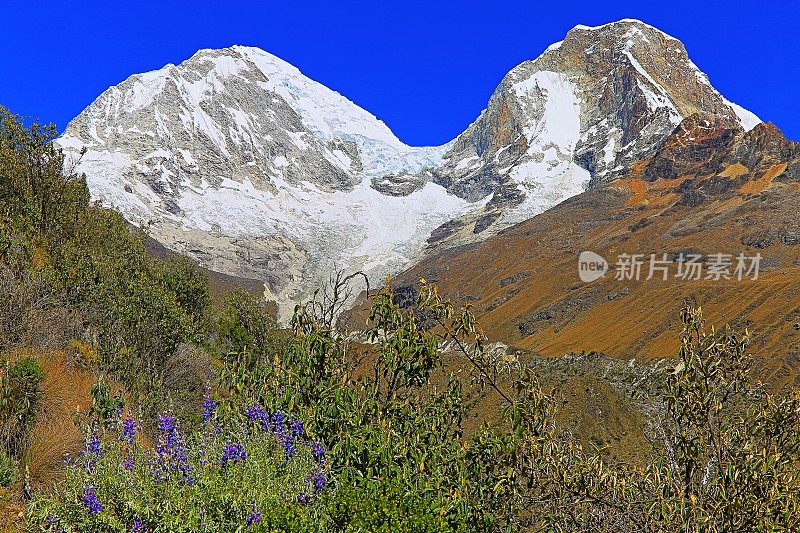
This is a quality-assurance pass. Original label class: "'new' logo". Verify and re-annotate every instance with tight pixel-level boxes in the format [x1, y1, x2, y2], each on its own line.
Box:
[578, 251, 608, 282]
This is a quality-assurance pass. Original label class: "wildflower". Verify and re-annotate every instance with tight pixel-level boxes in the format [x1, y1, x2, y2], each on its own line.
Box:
[82, 486, 103, 515]
[156, 415, 182, 456]
[132, 520, 147, 532]
[86, 433, 103, 456]
[121, 415, 137, 445]
[245, 404, 268, 431]
[270, 412, 286, 433]
[245, 404, 265, 421]
[297, 493, 311, 505]
[307, 470, 327, 493]
[246, 504, 262, 526]
[290, 418, 305, 437]
[45, 515, 67, 533]
[154, 414, 193, 484]
[202, 386, 217, 425]
[122, 453, 135, 471]
[157, 415, 177, 437]
[310, 441, 326, 463]
[221, 442, 247, 467]
[281, 434, 297, 459]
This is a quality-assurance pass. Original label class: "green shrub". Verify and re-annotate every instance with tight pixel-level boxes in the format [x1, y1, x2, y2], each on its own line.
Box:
[0, 449, 16, 488]
[20, 274, 800, 531]
[1, 357, 45, 456]
[29, 404, 330, 532]
[326, 477, 455, 532]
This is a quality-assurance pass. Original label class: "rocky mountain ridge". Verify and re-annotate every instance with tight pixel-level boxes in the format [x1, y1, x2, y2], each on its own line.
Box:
[57, 19, 760, 321]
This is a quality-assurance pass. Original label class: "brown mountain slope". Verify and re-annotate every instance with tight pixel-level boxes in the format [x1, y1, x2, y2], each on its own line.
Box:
[352, 116, 800, 389]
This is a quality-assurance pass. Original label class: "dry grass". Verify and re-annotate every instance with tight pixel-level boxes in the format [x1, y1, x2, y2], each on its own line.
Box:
[0, 347, 95, 529]
[23, 350, 94, 490]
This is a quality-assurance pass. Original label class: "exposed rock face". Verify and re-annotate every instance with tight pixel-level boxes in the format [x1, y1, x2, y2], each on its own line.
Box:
[56, 20, 760, 321]
[633, 116, 800, 207]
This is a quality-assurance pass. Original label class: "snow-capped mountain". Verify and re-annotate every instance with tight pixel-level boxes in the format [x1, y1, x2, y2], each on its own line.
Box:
[431, 20, 760, 243]
[57, 19, 760, 321]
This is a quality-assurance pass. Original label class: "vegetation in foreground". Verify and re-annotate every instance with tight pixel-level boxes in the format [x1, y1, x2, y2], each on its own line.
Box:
[2, 107, 800, 531]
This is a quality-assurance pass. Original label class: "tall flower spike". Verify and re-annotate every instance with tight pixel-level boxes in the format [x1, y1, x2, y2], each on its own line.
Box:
[82, 486, 103, 515]
[202, 385, 217, 425]
[121, 415, 136, 445]
[310, 441, 326, 463]
[86, 433, 103, 456]
[221, 442, 247, 467]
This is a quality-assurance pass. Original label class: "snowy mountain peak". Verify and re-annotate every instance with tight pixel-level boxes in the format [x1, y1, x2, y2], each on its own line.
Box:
[570, 18, 678, 37]
[57, 23, 761, 321]
[436, 17, 760, 219]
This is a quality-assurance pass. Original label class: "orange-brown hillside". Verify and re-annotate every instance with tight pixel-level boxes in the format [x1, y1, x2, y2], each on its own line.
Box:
[350, 116, 800, 389]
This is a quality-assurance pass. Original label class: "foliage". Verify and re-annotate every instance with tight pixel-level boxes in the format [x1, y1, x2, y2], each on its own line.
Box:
[0, 106, 89, 258]
[209, 279, 800, 531]
[0, 108, 212, 423]
[29, 405, 330, 532]
[0, 450, 16, 488]
[1, 357, 45, 457]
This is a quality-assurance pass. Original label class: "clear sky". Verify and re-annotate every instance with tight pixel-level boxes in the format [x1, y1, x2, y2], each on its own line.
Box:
[2, 1, 798, 144]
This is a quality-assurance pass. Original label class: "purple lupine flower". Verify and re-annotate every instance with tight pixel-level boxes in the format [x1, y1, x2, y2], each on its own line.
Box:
[121, 415, 137, 445]
[281, 434, 297, 459]
[86, 433, 103, 456]
[245, 404, 269, 431]
[132, 520, 147, 532]
[246, 504, 262, 526]
[270, 412, 286, 433]
[157, 415, 177, 437]
[154, 414, 193, 484]
[202, 386, 217, 425]
[45, 515, 67, 533]
[122, 452, 135, 471]
[290, 418, 304, 437]
[245, 404, 265, 421]
[220, 442, 247, 467]
[82, 486, 103, 515]
[175, 449, 194, 485]
[310, 441, 326, 463]
[307, 470, 327, 493]
[156, 415, 182, 456]
[297, 493, 311, 505]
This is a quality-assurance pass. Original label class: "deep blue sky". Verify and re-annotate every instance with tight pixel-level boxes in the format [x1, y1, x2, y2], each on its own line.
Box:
[2, 1, 798, 144]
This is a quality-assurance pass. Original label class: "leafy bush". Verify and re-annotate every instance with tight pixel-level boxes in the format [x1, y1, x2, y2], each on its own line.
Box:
[0, 108, 212, 423]
[1, 356, 45, 456]
[30, 400, 330, 532]
[212, 281, 800, 531]
[20, 277, 800, 531]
